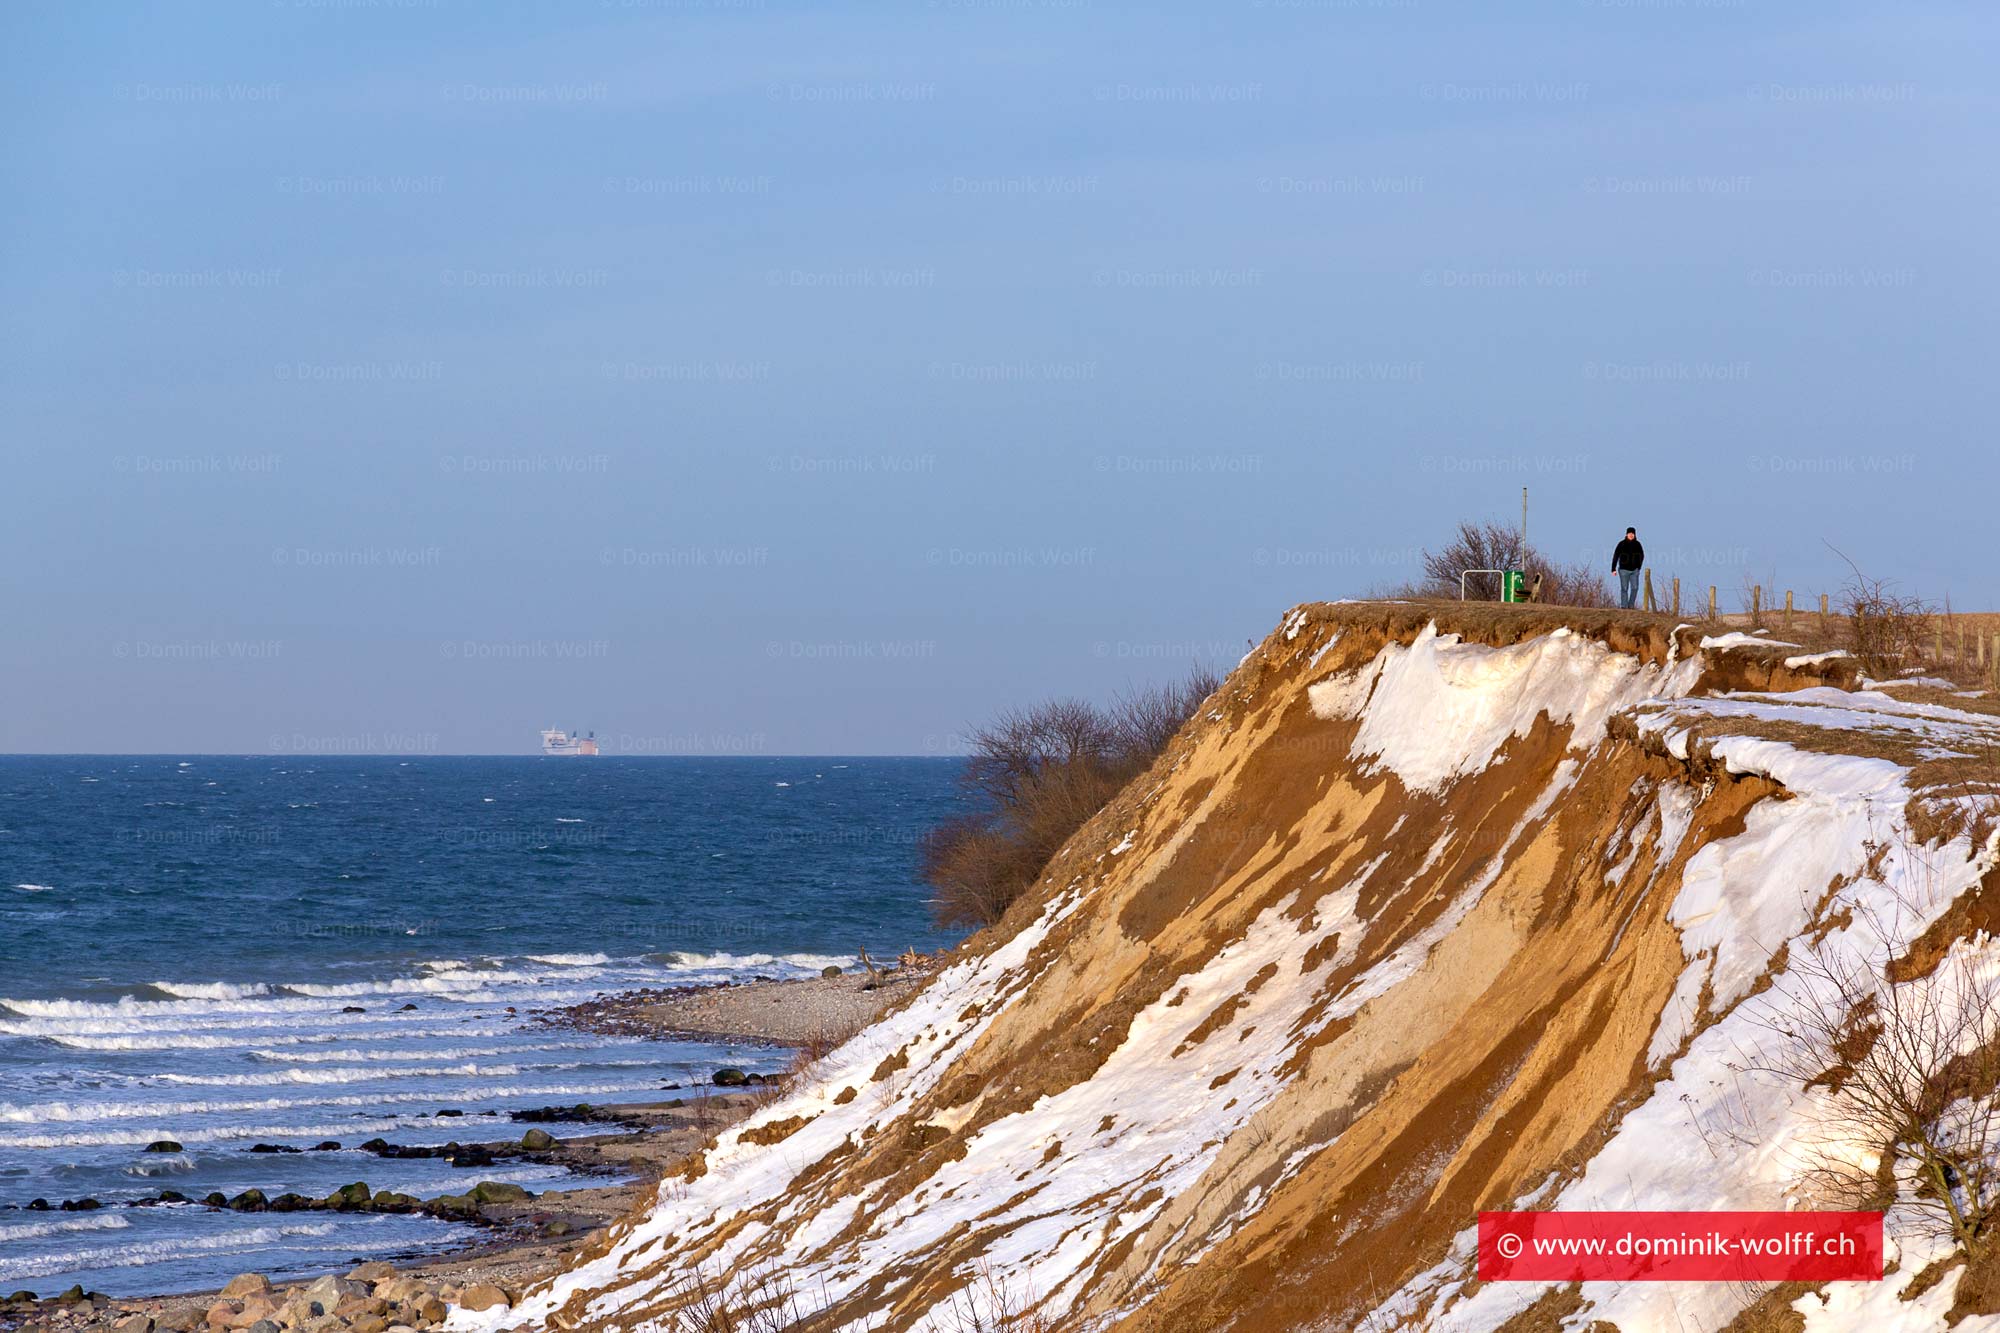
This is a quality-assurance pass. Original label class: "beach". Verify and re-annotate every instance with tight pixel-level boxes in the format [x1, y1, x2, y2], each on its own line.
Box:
[0, 966, 933, 1332]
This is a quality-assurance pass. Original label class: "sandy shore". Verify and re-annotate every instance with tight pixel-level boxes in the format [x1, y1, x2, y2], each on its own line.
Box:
[1, 966, 937, 1333]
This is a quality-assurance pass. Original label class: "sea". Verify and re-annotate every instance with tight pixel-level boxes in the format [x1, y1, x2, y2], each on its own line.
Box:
[0, 755, 964, 1297]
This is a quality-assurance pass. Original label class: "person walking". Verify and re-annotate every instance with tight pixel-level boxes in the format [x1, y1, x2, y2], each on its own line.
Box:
[1612, 527, 1645, 609]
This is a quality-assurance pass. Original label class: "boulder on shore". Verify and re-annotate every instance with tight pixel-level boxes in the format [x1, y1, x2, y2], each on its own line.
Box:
[220, 1274, 271, 1300]
[469, 1180, 530, 1205]
[325, 1181, 372, 1209]
[519, 1128, 557, 1150]
[712, 1067, 749, 1087]
[143, 1140, 183, 1153]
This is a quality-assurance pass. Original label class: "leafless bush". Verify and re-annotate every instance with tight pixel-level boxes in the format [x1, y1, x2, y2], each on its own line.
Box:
[1416, 520, 1608, 606]
[922, 1263, 1059, 1333]
[1742, 922, 2000, 1257]
[648, 1264, 817, 1332]
[1827, 543, 1935, 677]
[922, 666, 1219, 929]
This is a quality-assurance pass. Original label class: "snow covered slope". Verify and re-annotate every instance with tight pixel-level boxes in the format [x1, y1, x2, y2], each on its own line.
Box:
[458, 603, 2000, 1333]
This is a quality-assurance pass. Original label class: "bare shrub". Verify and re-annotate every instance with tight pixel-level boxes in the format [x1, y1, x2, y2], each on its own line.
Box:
[1827, 543, 1935, 677]
[1416, 520, 1608, 606]
[922, 667, 1219, 929]
[648, 1265, 819, 1332]
[1743, 914, 2000, 1257]
[923, 1263, 1059, 1332]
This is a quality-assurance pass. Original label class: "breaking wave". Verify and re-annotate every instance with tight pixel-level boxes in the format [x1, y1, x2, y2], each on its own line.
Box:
[0, 1214, 133, 1244]
[0, 1222, 339, 1282]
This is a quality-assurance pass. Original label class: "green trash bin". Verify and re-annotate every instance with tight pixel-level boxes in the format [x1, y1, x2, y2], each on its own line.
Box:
[1500, 569, 1526, 603]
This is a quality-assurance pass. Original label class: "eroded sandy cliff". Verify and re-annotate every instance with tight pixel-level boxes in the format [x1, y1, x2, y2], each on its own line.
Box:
[461, 603, 2000, 1333]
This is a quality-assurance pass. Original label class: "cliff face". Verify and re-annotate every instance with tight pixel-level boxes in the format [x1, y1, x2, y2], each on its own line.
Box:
[465, 603, 2000, 1333]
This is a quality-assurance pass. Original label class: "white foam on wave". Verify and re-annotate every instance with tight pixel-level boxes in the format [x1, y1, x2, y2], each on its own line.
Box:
[4, 950, 849, 1031]
[252, 1041, 595, 1064]
[0, 1009, 495, 1038]
[0, 1114, 441, 1150]
[36, 1025, 516, 1052]
[155, 1062, 530, 1087]
[2, 1079, 666, 1123]
[150, 981, 276, 1001]
[124, 1151, 198, 1175]
[280, 964, 584, 996]
[1, 995, 395, 1021]
[0, 1221, 339, 1282]
[0, 1213, 132, 1244]
[12, 883, 54, 893]
[656, 950, 853, 973]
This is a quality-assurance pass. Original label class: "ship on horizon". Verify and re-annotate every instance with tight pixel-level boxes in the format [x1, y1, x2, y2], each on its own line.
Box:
[541, 728, 599, 756]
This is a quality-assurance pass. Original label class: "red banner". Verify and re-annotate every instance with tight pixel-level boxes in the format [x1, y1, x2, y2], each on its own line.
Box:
[1478, 1210, 1883, 1283]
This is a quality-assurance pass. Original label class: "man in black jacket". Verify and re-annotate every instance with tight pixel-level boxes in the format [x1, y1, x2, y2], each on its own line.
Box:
[1612, 528, 1644, 609]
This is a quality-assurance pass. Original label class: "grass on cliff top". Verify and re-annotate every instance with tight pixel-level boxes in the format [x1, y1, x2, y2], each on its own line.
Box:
[1307, 598, 2000, 690]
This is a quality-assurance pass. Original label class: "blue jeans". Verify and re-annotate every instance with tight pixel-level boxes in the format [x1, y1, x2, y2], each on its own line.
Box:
[1618, 568, 1641, 609]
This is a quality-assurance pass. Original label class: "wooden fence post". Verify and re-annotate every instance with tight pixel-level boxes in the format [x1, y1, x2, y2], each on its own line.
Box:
[1784, 589, 1793, 633]
[1643, 569, 1655, 612]
[1820, 593, 1829, 632]
[1753, 585, 1762, 621]
[1672, 577, 1681, 617]
[1708, 586, 1717, 621]
[1934, 624, 1944, 665]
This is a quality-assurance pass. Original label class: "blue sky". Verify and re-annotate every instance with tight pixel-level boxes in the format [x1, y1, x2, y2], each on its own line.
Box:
[3, 0, 1994, 754]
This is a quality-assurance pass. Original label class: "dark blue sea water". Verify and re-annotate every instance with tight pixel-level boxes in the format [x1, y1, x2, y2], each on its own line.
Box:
[0, 756, 964, 1296]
